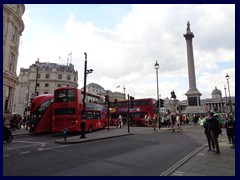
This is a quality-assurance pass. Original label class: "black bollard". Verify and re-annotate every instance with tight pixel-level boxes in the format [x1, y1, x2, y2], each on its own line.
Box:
[63, 128, 68, 141]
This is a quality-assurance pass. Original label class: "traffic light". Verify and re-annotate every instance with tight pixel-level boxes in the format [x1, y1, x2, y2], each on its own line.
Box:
[114, 99, 118, 107]
[105, 95, 109, 105]
[130, 96, 135, 108]
[156, 100, 159, 108]
[160, 99, 164, 107]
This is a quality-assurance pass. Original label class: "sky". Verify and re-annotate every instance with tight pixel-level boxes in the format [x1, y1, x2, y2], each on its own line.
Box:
[18, 4, 235, 101]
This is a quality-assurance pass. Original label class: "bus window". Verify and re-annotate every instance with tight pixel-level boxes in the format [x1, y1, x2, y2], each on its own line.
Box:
[54, 108, 76, 116]
[55, 89, 75, 102]
[87, 111, 93, 120]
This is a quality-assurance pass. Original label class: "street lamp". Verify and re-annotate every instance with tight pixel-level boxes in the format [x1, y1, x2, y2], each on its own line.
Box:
[224, 85, 228, 113]
[81, 52, 93, 138]
[123, 87, 126, 99]
[154, 60, 160, 113]
[225, 73, 232, 113]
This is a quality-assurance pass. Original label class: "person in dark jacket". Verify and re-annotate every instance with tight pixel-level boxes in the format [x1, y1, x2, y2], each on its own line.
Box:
[203, 117, 215, 151]
[226, 115, 235, 148]
[206, 112, 221, 154]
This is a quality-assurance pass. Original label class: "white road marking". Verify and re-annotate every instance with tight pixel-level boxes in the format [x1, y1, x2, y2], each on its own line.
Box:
[19, 151, 31, 155]
[38, 145, 71, 151]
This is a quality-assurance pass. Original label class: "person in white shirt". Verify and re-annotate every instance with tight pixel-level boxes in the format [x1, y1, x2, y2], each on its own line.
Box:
[176, 114, 182, 132]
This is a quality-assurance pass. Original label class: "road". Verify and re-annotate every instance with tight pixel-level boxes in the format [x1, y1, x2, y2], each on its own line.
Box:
[3, 126, 208, 176]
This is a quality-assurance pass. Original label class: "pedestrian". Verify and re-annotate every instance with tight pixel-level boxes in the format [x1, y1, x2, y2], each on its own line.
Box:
[152, 114, 157, 131]
[166, 114, 170, 127]
[176, 114, 182, 132]
[206, 112, 221, 154]
[118, 114, 122, 128]
[26, 116, 30, 130]
[158, 114, 162, 129]
[225, 115, 235, 149]
[170, 113, 176, 132]
[22, 116, 26, 128]
[193, 115, 199, 126]
[186, 114, 190, 126]
[145, 114, 151, 127]
[203, 115, 215, 151]
[161, 115, 166, 128]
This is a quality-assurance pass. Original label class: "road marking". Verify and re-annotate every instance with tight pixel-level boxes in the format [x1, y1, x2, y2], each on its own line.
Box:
[3, 154, 10, 158]
[160, 146, 206, 176]
[4, 143, 46, 151]
[19, 151, 31, 155]
[38, 145, 71, 151]
[172, 171, 185, 176]
[13, 140, 46, 144]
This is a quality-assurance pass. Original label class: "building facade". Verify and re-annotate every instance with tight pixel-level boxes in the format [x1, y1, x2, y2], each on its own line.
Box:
[86, 82, 106, 96]
[172, 87, 235, 115]
[3, 4, 25, 115]
[14, 61, 78, 115]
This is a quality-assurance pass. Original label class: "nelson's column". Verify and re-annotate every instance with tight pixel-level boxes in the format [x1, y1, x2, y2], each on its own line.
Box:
[183, 21, 205, 114]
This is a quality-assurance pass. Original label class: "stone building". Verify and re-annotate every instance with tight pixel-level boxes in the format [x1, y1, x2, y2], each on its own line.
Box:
[172, 87, 235, 115]
[3, 4, 25, 115]
[13, 61, 78, 115]
[85, 83, 125, 101]
[86, 82, 106, 96]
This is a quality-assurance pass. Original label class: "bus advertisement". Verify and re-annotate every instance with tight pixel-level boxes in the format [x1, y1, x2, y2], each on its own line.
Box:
[52, 86, 107, 133]
[109, 98, 157, 126]
[29, 94, 53, 133]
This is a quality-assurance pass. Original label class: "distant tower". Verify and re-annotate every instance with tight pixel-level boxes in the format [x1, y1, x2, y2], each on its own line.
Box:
[183, 21, 204, 114]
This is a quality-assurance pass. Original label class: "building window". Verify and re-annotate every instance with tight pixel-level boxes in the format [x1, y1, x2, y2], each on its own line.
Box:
[58, 74, 62, 79]
[37, 74, 41, 79]
[9, 52, 15, 73]
[74, 77, 76, 82]
[45, 74, 49, 79]
[45, 83, 49, 87]
[58, 84, 61, 87]
[4, 86, 12, 112]
[67, 75, 71, 80]
[44, 92, 48, 94]
[12, 26, 18, 43]
[37, 83, 40, 87]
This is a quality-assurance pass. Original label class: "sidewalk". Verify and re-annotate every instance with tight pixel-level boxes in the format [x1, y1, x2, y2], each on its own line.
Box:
[12, 126, 235, 176]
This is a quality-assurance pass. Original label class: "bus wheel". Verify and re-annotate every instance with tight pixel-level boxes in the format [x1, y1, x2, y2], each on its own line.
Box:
[89, 125, 93, 133]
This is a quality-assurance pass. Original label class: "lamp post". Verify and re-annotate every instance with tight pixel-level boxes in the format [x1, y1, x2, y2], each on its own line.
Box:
[81, 52, 93, 138]
[154, 61, 160, 113]
[34, 59, 39, 97]
[224, 85, 228, 113]
[123, 87, 126, 100]
[225, 73, 232, 113]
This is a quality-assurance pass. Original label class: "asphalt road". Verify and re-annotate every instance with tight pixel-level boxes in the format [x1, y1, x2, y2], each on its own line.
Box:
[3, 126, 207, 176]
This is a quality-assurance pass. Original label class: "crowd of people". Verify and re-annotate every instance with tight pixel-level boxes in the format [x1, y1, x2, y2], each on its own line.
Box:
[6, 114, 31, 131]
[143, 112, 235, 154]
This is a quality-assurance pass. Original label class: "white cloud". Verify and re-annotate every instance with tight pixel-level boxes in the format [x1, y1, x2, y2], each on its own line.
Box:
[18, 4, 235, 101]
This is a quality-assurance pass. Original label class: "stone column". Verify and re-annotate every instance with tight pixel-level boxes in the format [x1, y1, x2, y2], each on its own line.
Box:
[183, 21, 204, 114]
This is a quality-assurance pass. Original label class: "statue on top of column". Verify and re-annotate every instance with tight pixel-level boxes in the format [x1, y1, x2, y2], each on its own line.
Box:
[187, 21, 191, 33]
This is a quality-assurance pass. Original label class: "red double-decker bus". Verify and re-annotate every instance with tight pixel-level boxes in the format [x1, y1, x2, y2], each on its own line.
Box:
[110, 98, 157, 126]
[52, 86, 107, 133]
[29, 94, 53, 133]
